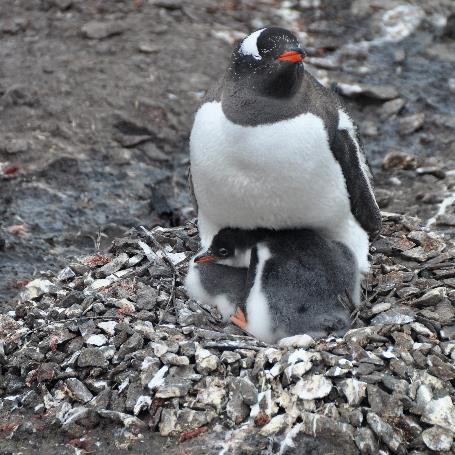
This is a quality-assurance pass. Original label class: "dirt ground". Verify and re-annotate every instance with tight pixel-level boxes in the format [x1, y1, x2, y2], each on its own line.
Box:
[1, 0, 455, 453]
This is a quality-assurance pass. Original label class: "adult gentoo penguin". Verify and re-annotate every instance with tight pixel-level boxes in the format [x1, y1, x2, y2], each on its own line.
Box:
[189, 27, 381, 274]
[196, 228, 358, 344]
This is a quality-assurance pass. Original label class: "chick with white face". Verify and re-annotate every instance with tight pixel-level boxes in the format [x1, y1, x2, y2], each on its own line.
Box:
[189, 27, 381, 275]
[193, 228, 359, 344]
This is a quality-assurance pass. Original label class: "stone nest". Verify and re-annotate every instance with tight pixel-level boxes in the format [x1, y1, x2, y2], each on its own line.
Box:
[1, 214, 455, 453]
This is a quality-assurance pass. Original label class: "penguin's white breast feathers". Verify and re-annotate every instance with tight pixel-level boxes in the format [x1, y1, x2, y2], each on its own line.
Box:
[190, 101, 350, 233]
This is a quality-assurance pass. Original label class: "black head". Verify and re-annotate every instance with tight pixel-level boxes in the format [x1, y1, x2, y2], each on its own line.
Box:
[228, 27, 306, 98]
[194, 228, 270, 265]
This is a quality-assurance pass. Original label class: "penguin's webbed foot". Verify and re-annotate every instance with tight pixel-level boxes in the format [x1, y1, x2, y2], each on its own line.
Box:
[230, 307, 247, 330]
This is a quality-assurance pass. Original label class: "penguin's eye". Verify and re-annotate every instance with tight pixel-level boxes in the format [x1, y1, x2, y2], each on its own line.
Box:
[218, 248, 229, 257]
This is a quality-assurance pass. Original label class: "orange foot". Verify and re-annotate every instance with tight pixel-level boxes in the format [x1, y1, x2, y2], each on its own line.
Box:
[230, 307, 247, 330]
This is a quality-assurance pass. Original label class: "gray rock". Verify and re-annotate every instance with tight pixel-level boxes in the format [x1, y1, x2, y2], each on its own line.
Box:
[371, 306, 416, 325]
[422, 396, 455, 431]
[175, 409, 215, 432]
[367, 412, 406, 454]
[98, 410, 146, 429]
[427, 354, 455, 380]
[229, 377, 258, 405]
[399, 113, 425, 135]
[422, 425, 454, 451]
[337, 82, 399, 100]
[367, 384, 403, 417]
[81, 21, 125, 40]
[125, 381, 143, 412]
[292, 375, 332, 400]
[370, 302, 392, 314]
[382, 151, 417, 171]
[98, 253, 129, 277]
[160, 352, 190, 366]
[57, 267, 76, 282]
[24, 279, 57, 299]
[436, 214, 455, 226]
[226, 395, 249, 424]
[355, 427, 379, 454]
[278, 334, 314, 349]
[379, 98, 405, 119]
[65, 378, 93, 403]
[155, 380, 190, 398]
[85, 334, 108, 347]
[117, 333, 144, 359]
[195, 380, 226, 412]
[78, 347, 108, 368]
[159, 408, 177, 436]
[220, 351, 241, 364]
[195, 346, 219, 374]
[2, 138, 29, 154]
[300, 411, 357, 454]
[411, 287, 446, 307]
[339, 378, 367, 406]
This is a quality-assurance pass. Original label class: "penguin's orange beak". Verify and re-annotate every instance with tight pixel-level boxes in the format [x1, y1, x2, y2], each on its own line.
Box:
[194, 254, 216, 264]
[277, 48, 306, 63]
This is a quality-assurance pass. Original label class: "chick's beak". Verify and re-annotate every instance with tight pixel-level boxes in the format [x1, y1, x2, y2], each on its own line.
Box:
[276, 47, 306, 63]
[194, 251, 216, 264]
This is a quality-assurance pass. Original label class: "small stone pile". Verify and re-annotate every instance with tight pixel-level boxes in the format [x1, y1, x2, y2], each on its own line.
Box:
[1, 214, 454, 453]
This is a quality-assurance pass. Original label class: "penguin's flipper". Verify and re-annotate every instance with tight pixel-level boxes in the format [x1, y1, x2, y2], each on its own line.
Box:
[188, 167, 198, 215]
[331, 129, 382, 239]
[230, 307, 247, 330]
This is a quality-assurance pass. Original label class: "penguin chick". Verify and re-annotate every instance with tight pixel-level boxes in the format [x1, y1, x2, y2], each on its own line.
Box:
[184, 256, 247, 321]
[197, 228, 360, 343]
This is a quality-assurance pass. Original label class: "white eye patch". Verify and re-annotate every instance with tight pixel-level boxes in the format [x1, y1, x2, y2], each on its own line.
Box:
[239, 28, 266, 60]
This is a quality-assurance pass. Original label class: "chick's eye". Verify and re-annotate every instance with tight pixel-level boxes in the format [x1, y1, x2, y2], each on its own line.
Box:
[218, 248, 229, 257]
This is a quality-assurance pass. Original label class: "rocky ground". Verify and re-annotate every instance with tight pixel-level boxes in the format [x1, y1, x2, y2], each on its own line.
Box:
[1, 0, 455, 453]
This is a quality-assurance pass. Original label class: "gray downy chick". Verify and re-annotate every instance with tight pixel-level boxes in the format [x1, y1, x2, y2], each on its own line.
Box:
[197, 227, 360, 343]
[185, 254, 247, 321]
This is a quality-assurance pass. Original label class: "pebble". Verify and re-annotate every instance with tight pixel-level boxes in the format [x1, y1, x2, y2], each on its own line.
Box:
[366, 412, 405, 454]
[98, 321, 117, 336]
[77, 348, 108, 368]
[278, 334, 314, 349]
[65, 378, 93, 403]
[422, 396, 455, 431]
[339, 379, 367, 406]
[57, 267, 76, 282]
[155, 381, 190, 398]
[398, 113, 425, 135]
[336, 82, 399, 100]
[382, 151, 416, 170]
[379, 98, 405, 119]
[98, 253, 129, 277]
[229, 377, 258, 405]
[81, 21, 125, 40]
[24, 279, 56, 299]
[371, 307, 416, 325]
[422, 426, 454, 451]
[370, 302, 392, 314]
[355, 427, 379, 454]
[195, 346, 219, 374]
[85, 334, 108, 346]
[292, 375, 332, 400]
[426, 354, 455, 380]
[411, 287, 446, 307]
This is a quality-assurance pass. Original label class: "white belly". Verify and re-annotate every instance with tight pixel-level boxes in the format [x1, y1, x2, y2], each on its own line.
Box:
[190, 101, 370, 273]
